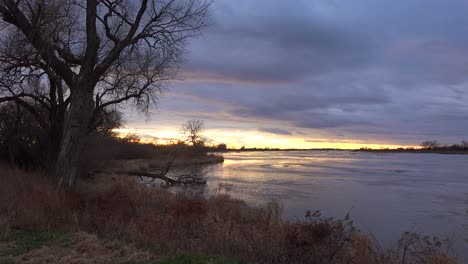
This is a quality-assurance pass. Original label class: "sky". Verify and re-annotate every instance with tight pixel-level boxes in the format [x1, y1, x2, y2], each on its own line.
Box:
[119, 0, 468, 149]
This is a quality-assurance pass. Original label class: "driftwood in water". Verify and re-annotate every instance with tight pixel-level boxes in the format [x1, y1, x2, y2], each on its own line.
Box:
[127, 170, 206, 187]
[124, 149, 207, 187]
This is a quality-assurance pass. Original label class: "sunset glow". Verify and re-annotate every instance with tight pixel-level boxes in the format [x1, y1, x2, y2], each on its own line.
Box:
[114, 0, 468, 149]
[114, 127, 419, 150]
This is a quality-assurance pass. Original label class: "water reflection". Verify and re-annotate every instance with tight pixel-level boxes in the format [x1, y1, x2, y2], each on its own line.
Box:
[204, 151, 468, 260]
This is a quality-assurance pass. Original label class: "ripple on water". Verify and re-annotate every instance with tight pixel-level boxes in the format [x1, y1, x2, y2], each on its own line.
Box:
[205, 150, 468, 261]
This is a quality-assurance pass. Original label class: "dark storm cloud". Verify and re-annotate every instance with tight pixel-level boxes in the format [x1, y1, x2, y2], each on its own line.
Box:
[258, 128, 292, 136]
[228, 90, 386, 129]
[184, 0, 468, 85]
[231, 92, 389, 115]
[184, 0, 373, 82]
[139, 0, 468, 145]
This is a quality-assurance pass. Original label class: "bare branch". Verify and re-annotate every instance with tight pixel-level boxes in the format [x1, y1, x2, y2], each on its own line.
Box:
[127, 170, 207, 187]
[0, 0, 76, 86]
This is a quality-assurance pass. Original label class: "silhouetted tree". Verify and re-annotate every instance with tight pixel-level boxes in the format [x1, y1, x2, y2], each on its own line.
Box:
[462, 140, 468, 149]
[122, 133, 141, 144]
[421, 140, 440, 150]
[0, 0, 211, 189]
[217, 143, 227, 152]
[182, 119, 205, 147]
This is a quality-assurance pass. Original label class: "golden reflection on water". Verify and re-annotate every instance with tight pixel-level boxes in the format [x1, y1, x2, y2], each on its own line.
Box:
[222, 158, 263, 166]
[221, 151, 361, 170]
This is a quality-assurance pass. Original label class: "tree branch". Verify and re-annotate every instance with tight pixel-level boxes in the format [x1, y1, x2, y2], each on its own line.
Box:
[0, 0, 76, 87]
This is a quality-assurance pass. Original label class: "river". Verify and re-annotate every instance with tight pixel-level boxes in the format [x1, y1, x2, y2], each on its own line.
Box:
[202, 151, 468, 260]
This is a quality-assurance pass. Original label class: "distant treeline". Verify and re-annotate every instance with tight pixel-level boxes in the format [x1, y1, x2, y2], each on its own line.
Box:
[222, 147, 345, 152]
[357, 140, 468, 154]
[220, 140, 468, 154]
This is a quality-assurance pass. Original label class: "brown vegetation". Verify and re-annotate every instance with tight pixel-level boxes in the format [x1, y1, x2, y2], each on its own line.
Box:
[0, 231, 158, 264]
[0, 167, 459, 264]
[82, 133, 223, 174]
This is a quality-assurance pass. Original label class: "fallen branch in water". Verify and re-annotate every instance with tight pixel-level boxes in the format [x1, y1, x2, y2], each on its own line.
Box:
[123, 146, 207, 187]
[126, 170, 206, 187]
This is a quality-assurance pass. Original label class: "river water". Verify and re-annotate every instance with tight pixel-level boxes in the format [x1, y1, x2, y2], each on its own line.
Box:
[202, 151, 468, 259]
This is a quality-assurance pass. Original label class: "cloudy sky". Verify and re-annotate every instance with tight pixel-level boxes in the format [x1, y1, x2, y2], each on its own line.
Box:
[120, 0, 468, 149]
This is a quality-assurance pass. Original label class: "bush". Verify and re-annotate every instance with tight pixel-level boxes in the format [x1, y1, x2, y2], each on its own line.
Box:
[0, 103, 46, 169]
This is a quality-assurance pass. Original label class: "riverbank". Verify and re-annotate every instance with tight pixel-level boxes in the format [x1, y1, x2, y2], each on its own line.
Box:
[0, 167, 459, 264]
[108, 154, 224, 174]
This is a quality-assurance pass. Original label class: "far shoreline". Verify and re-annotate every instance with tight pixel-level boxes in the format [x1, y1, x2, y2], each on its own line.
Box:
[221, 148, 468, 155]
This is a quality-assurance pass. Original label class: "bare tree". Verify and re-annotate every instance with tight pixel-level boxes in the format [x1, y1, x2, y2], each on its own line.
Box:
[0, 0, 211, 189]
[462, 140, 468, 149]
[182, 119, 205, 146]
[421, 140, 440, 150]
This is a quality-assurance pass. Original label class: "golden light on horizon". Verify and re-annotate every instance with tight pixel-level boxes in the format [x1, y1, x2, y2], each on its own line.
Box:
[114, 127, 419, 150]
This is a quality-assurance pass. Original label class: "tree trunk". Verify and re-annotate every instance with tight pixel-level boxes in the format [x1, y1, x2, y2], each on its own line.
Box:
[55, 84, 94, 190]
[46, 120, 63, 173]
[46, 76, 64, 172]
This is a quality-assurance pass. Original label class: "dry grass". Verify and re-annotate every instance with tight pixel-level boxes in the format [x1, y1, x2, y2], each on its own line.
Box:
[0, 230, 158, 264]
[0, 166, 459, 264]
[81, 134, 224, 176]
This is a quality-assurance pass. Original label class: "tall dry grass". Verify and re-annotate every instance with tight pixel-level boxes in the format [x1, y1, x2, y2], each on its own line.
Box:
[0, 166, 459, 264]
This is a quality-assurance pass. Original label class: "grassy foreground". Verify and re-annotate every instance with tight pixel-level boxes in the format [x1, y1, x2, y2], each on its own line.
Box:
[0, 166, 459, 264]
[0, 226, 244, 264]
